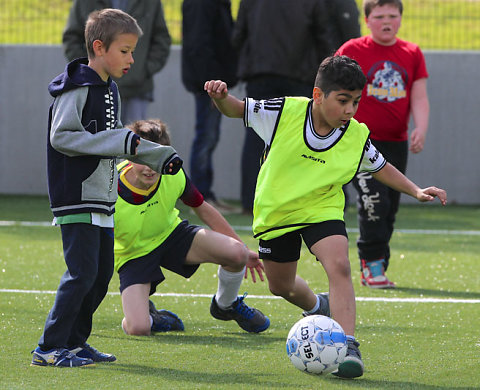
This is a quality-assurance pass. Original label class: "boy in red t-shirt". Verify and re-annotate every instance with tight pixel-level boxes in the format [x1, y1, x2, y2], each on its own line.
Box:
[336, 0, 430, 288]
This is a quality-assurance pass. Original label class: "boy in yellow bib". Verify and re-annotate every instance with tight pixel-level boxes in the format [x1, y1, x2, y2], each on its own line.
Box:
[205, 55, 446, 378]
[114, 119, 269, 336]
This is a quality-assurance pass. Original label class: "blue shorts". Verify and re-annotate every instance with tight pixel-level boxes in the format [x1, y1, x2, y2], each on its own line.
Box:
[258, 220, 347, 263]
[118, 220, 201, 295]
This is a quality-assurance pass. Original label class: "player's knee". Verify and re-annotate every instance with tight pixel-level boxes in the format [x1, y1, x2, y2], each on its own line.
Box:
[268, 280, 292, 298]
[227, 241, 248, 268]
[330, 256, 352, 279]
[122, 318, 151, 336]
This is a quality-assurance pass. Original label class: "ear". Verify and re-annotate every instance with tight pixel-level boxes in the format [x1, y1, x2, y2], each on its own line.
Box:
[312, 87, 324, 104]
[92, 39, 104, 57]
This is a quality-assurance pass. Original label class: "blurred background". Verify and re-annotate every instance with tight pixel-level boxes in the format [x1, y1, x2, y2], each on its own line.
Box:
[1, 0, 479, 204]
[1, 0, 480, 49]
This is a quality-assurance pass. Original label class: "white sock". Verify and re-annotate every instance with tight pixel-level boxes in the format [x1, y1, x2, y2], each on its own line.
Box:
[306, 294, 320, 314]
[215, 266, 245, 309]
[121, 320, 128, 335]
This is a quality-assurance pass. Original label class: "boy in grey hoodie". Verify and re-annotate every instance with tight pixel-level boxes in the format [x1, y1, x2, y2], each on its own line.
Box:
[31, 8, 181, 368]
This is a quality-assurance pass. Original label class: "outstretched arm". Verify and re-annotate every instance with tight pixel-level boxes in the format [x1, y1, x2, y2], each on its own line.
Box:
[193, 201, 264, 282]
[204, 80, 245, 118]
[372, 163, 447, 205]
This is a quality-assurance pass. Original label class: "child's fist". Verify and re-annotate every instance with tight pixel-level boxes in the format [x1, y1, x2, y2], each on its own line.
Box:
[162, 153, 183, 175]
[204, 80, 229, 100]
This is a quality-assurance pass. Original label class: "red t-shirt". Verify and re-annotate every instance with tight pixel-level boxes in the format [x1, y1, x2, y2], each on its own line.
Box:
[336, 36, 428, 142]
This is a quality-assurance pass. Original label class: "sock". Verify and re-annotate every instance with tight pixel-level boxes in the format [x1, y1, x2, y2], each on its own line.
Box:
[306, 294, 320, 314]
[149, 315, 154, 329]
[346, 335, 356, 343]
[215, 266, 245, 309]
[121, 319, 128, 335]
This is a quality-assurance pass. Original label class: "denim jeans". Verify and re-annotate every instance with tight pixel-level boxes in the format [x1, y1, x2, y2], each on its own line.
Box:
[38, 224, 114, 350]
[190, 92, 222, 200]
[120, 96, 150, 126]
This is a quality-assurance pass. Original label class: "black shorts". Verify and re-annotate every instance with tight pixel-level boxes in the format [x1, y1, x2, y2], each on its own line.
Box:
[118, 220, 201, 295]
[258, 220, 347, 263]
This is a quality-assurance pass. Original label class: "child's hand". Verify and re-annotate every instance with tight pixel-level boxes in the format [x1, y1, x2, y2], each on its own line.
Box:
[204, 80, 229, 100]
[409, 128, 427, 154]
[244, 249, 265, 283]
[416, 186, 447, 205]
[162, 153, 183, 175]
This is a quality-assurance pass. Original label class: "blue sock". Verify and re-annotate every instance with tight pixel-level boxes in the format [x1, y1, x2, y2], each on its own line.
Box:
[346, 335, 356, 343]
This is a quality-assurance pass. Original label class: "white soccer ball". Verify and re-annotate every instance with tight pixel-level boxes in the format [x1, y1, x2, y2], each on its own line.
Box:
[286, 315, 347, 375]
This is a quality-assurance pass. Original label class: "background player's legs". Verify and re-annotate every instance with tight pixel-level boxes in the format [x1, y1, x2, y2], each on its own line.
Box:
[121, 97, 149, 125]
[353, 140, 408, 288]
[190, 92, 222, 201]
[240, 127, 263, 213]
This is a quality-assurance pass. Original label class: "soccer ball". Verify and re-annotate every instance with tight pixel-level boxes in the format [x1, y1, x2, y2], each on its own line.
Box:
[286, 315, 347, 375]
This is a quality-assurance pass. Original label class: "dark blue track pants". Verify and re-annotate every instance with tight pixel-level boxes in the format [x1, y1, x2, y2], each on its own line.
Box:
[38, 223, 114, 350]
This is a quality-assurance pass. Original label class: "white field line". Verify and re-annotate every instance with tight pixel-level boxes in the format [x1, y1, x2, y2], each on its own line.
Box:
[0, 289, 479, 303]
[1, 220, 480, 236]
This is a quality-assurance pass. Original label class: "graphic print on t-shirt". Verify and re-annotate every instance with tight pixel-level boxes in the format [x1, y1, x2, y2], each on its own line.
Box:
[366, 61, 408, 103]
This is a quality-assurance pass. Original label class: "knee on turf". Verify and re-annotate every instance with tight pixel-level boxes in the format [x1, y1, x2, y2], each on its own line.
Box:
[122, 317, 151, 336]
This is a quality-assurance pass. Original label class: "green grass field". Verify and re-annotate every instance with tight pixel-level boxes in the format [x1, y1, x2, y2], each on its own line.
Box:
[0, 195, 479, 389]
[1, 0, 480, 49]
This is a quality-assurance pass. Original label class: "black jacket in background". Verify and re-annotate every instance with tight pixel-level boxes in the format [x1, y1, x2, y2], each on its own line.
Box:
[232, 0, 333, 86]
[326, 0, 361, 51]
[181, 0, 238, 93]
[63, 0, 171, 100]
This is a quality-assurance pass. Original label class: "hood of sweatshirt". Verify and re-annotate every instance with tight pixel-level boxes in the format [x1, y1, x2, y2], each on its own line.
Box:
[48, 57, 110, 97]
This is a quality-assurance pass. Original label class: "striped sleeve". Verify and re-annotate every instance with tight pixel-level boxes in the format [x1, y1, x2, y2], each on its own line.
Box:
[360, 139, 387, 172]
[244, 97, 284, 144]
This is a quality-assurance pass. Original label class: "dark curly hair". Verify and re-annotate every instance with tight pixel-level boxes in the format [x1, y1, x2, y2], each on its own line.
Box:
[314, 55, 366, 96]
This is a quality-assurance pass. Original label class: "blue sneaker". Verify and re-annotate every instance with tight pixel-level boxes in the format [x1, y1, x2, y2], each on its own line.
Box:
[302, 292, 330, 317]
[332, 339, 364, 378]
[210, 293, 270, 333]
[69, 343, 116, 362]
[31, 347, 94, 367]
[149, 300, 184, 332]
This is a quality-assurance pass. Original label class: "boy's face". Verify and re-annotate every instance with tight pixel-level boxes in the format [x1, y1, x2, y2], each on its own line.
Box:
[313, 87, 362, 129]
[366, 4, 402, 46]
[89, 33, 138, 81]
[127, 162, 160, 190]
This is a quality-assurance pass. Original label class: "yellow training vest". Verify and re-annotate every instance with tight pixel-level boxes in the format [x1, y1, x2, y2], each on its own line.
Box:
[253, 97, 370, 240]
[114, 162, 186, 272]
